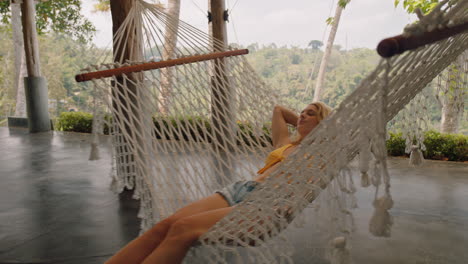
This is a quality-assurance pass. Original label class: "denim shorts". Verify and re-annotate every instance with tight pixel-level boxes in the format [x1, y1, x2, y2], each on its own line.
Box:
[216, 180, 259, 206]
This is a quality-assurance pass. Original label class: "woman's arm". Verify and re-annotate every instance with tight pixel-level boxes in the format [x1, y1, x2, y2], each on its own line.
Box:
[271, 105, 298, 148]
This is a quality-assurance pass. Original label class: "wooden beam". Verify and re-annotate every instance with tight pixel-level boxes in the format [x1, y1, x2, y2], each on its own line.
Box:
[377, 22, 468, 58]
[75, 49, 248, 82]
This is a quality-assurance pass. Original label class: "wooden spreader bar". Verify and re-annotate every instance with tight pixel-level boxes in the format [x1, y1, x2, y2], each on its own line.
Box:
[377, 21, 468, 58]
[75, 49, 249, 83]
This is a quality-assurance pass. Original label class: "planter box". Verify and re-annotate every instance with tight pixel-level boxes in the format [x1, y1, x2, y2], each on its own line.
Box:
[8, 117, 29, 128]
[8, 117, 54, 130]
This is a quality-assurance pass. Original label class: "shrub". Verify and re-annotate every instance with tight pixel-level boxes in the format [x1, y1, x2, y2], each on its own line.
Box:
[386, 132, 406, 157]
[57, 112, 93, 133]
[386, 130, 467, 161]
[152, 115, 212, 141]
[56, 112, 467, 161]
[423, 130, 467, 161]
[237, 121, 272, 147]
[152, 116, 272, 146]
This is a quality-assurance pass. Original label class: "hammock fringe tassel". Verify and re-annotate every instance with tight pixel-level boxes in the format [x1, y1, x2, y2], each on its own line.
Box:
[369, 194, 394, 237]
[409, 145, 425, 166]
[330, 236, 351, 264]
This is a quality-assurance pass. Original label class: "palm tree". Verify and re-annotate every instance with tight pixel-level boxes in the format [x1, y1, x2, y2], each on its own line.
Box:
[158, 0, 181, 114]
[437, 51, 467, 134]
[313, 0, 350, 102]
[10, 0, 26, 117]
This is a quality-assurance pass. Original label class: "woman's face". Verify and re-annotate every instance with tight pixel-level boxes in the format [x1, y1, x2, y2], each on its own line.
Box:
[297, 104, 320, 137]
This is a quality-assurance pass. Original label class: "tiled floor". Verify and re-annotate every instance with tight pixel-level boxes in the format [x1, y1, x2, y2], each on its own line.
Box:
[1, 127, 467, 263]
[0, 128, 139, 264]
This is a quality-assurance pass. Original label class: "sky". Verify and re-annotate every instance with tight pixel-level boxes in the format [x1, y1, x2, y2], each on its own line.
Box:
[81, 0, 417, 50]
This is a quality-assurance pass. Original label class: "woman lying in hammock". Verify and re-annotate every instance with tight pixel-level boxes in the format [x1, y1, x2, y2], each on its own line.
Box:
[106, 101, 332, 264]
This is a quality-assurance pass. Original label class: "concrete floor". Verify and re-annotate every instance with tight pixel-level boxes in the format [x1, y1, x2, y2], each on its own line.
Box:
[0, 127, 467, 264]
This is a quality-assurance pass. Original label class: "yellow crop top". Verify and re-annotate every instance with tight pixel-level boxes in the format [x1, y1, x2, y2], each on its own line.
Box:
[257, 144, 293, 174]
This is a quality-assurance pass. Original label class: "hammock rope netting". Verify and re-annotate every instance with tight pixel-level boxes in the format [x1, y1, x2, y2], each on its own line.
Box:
[77, 0, 468, 263]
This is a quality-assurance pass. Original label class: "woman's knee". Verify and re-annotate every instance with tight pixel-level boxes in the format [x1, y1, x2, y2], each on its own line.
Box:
[146, 217, 175, 239]
[165, 218, 204, 243]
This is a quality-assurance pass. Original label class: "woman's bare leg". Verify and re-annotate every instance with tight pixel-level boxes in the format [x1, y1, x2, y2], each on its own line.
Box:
[141, 207, 233, 264]
[105, 193, 229, 264]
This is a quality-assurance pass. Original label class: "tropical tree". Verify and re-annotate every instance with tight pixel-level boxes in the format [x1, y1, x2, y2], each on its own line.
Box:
[158, 0, 180, 114]
[394, 0, 440, 14]
[0, 0, 96, 117]
[0, 26, 16, 119]
[313, 0, 351, 102]
[0, 0, 96, 42]
[308, 40, 323, 51]
[0, 26, 102, 119]
[436, 52, 467, 134]
[92, 0, 110, 12]
[10, 1, 26, 117]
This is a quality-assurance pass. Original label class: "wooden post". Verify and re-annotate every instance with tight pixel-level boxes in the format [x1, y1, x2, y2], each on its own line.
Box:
[21, 0, 51, 132]
[110, 0, 137, 183]
[111, 0, 143, 63]
[208, 0, 235, 184]
[208, 0, 234, 154]
[109, 0, 151, 197]
[209, 0, 228, 48]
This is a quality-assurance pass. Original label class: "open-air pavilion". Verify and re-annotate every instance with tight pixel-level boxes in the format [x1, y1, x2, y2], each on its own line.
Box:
[1, 0, 467, 263]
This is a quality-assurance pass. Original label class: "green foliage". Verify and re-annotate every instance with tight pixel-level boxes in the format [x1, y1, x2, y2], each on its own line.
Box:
[338, 0, 351, 8]
[236, 122, 272, 147]
[387, 132, 407, 156]
[56, 112, 467, 161]
[0, 0, 96, 43]
[56, 111, 93, 133]
[0, 25, 15, 116]
[56, 111, 466, 161]
[91, 0, 162, 13]
[153, 115, 212, 141]
[38, 34, 108, 115]
[326, 0, 350, 25]
[0, 1, 10, 25]
[387, 130, 468, 161]
[289, 53, 302, 65]
[1, 31, 464, 134]
[245, 44, 379, 109]
[56, 112, 272, 146]
[0, 33, 112, 119]
[92, 0, 111, 12]
[308, 40, 323, 50]
[394, 0, 441, 15]
[423, 130, 467, 161]
[153, 116, 272, 146]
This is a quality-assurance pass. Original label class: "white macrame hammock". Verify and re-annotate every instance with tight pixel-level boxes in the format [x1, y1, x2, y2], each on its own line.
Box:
[392, 50, 467, 167]
[77, 0, 468, 263]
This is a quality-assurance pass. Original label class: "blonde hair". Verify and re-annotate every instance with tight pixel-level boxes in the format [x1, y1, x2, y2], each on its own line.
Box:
[309, 101, 332, 123]
[292, 101, 332, 145]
